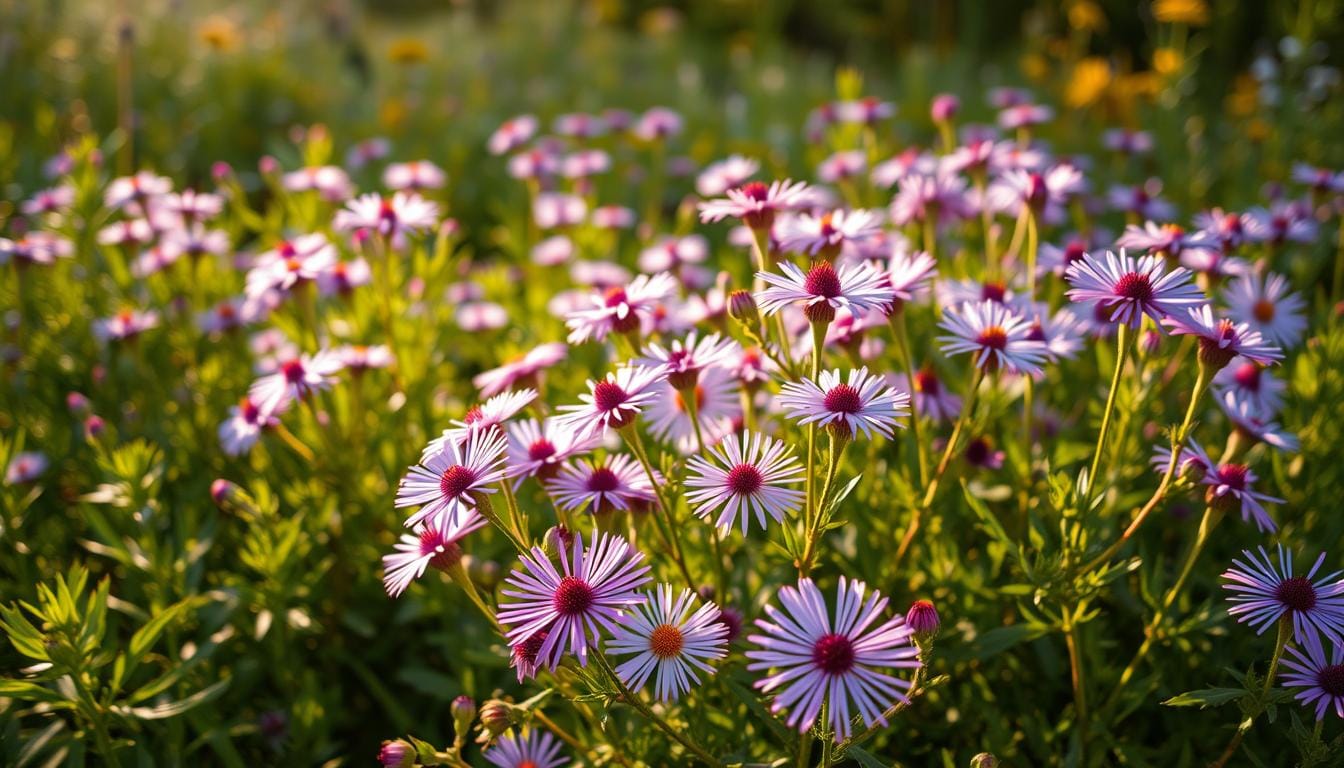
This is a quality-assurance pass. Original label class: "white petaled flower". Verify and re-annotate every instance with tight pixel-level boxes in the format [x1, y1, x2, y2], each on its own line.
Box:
[565, 272, 678, 344]
[884, 249, 937, 312]
[247, 350, 344, 413]
[684, 431, 805, 534]
[396, 427, 508, 530]
[333, 192, 439, 239]
[487, 114, 538, 156]
[756, 260, 895, 324]
[644, 366, 742, 455]
[1213, 357, 1286, 417]
[696, 155, 760, 197]
[473, 343, 568, 398]
[1223, 271, 1308, 350]
[554, 365, 666, 439]
[637, 331, 738, 390]
[381, 512, 488, 598]
[245, 234, 338, 298]
[423, 389, 538, 458]
[698, 180, 815, 230]
[607, 584, 729, 702]
[382, 160, 447, 191]
[546, 455, 659, 515]
[776, 209, 882, 256]
[778, 367, 909, 440]
[938, 300, 1050, 375]
[218, 396, 285, 457]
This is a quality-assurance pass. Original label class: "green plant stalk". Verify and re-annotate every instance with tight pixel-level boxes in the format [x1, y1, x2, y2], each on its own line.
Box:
[748, 226, 795, 371]
[1064, 606, 1090, 761]
[1087, 322, 1134, 501]
[1111, 505, 1225, 698]
[622, 426, 695, 589]
[592, 651, 722, 767]
[1082, 358, 1210, 572]
[889, 310, 929, 486]
[798, 430, 849, 577]
[1210, 617, 1292, 768]
[834, 663, 928, 753]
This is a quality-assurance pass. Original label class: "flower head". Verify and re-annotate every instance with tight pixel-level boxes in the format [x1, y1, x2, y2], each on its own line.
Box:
[396, 427, 508, 529]
[505, 418, 600, 486]
[1065, 249, 1205, 329]
[644, 366, 741, 454]
[484, 729, 567, 768]
[938, 300, 1049, 375]
[5, 452, 48, 485]
[218, 396, 285, 457]
[546, 455, 659, 515]
[424, 389, 538, 458]
[473, 343, 568, 398]
[498, 530, 651, 669]
[565, 273, 678, 344]
[1281, 632, 1344, 721]
[247, 350, 344, 413]
[684, 431, 806, 535]
[608, 585, 729, 701]
[746, 577, 921, 741]
[778, 367, 909, 440]
[698, 180, 814, 230]
[1223, 272, 1308, 350]
[382, 513, 489, 597]
[1151, 439, 1282, 530]
[1222, 546, 1344, 644]
[556, 365, 665, 438]
[333, 192, 439, 240]
[756, 260, 895, 324]
[1162, 304, 1282, 370]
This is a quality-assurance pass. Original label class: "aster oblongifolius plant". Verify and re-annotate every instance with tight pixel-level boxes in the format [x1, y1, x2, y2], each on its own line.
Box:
[6, 35, 1344, 768]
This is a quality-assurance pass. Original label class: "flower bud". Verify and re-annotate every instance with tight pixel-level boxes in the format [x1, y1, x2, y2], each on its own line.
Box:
[715, 605, 744, 643]
[970, 753, 999, 768]
[211, 161, 234, 183]
[931, 93, 960, 123]
[83, 415, 106, 440]
[377, 739, 415, 768]
[478, 699, 513, 736]
[258, 155, 280, 177]
[66, 392, 91, 415]
[906, 599, 941, 642]
[210, 479, 241, 509]
[728, 289, 760, 328]
[451, 695, 476, 744]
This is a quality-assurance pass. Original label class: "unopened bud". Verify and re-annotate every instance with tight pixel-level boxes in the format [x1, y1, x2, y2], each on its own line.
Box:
[451, 695, 476, 743]
[728, 289, 760, 328]
[970, 753, 999, 768]
[210, 479, 241, 509]
[377, 739, 414, 768]
[931, 93, 959, 123]
[906, 599, 941, 637]
[478, 699, 514, 737]
[83, 415, 106, 439]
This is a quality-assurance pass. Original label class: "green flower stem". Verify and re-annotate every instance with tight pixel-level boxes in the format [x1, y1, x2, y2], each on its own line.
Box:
[834, 663, 929, 754]
[622, 425, 695, 589]
[1064, 606, 1090, 759]
[1111, 505, 1225, 700]
[1086, 322, 1134, 502]
[1210, 616, 1292, 768]
[798, 429, 849, 577]
[592, 651, 723, 767]
[889, 310, 929, 486]
[748, 226, 795, 371]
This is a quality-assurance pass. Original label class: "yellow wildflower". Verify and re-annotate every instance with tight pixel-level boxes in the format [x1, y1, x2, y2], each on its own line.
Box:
[1066, 58, 1112, 108]
[388, 38, 429, 66]
[1153, 0, 1210, 26]
[198, 15, 240, 52]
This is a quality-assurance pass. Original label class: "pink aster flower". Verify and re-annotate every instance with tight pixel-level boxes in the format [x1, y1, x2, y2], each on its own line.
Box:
[104, 171, 172, 211]
[938, 300, 1049, 375]
[778, 367, 909, 440]
[1102, 128, 1155, 155]
[1115, 222, 1208, 259]
[1107, 181, 1177, 221]
[245, 234, 339, 298]
[381, 512, 488, 597]
[889, 367, 962, 423]
[94, 308, 160, 343]
[1025, 305, 1087, 361]
[281, 165, 354, 201]
[684, 431, 805, 534]
[1151, 440, 1282, 531]
[497, 530, 651, 669]
[1213, 358, 1286, 417]
[608, 585, 729, 702]
[159, 189, 223, 223]
[218, 396, 285, 456]
[555, 365, 665, 438]
[1281, 632, 1344, 721]
[644, 366, 742, 454]
[397, 426, 508, 529]
[1224, 272, 1308, 350]
[698, 180, 814, 230]
[873, 147, 938, 188]
[507, 147, 560, 180]
[488, 114, 539, 156]
[21, 185, 75, 217]
[5, 452, 48, 485]
[1244, 201, 1318, 245]
[987, 165, 1086, 224]
[564, 273, 677, 344]
[696, 155, 760, 197]
[1065, 249, 1205, 329]
[889, 173, 972, 229]
[456, 301, 509, 331]
[882, 249, 937, 313]
[473, 343, 568, 398]
[637, 331, 738, 389]
[425, 389, 538, 458]
[317, 258, 373, 296]
[484, 729, 567, 768]
[0, 232, 73, 266]
[248, 350, 344, 413]
[338, 344, 394, 374]
[382, 160, 447, 191]
[1223, 546, 1344, 644]
[344, 137, 390, 170]
[1218, 391, 1300, 453]
[505, 418, 600, 485]
[1162, 304, 1283, 369]
[817, 151, 868, 184]
[533, 193, 587, 230]
[96, 219, 154, 247]
[546, 455, 659, 515]
[1193, 208, 1253, 253]
[835, 97, 896, 125]
[746, 577, 920, 742]
[333, 192, 439, 239]
[776, 209, 882, 257]
[756, 260, 894, 324]
[997, 103, 1054, 130]
[638, 235, 708, 277]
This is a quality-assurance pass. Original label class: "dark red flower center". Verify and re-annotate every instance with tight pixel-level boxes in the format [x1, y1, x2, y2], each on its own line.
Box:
[528, 439, 556, 462]
[1234, 363, 1262, 390]
[586, 467, 620, 493]
[649, 624, 685, 659]
[1274, 576, 1318, 613]
[913, 368, 939, 394]
[592, 381, 628, 412]
[981, 282, 1007, 302]
[603, 287, 629, 308]
[726, 463, 764, 495]
[811, 632, 856, 675]
[439, 465, 477, 499]
[1215, 463, 1248, 491]
[1115, 272, 1155, 303]
[1316, 664, 1344, 696]
[513, 630, 547, 666]
[1026, 322, 1046, 342]
[241, 398, 261, 423]
[553, 576, 595, 616]
[281, 359, 305, 383]
[965, 437, 991, 465]
[1253, 299, 1276, 323]
[739, 181, 770, 201]
[419, 528, 463, 570]
[804, 262, 842, 299]
[823, 384, 863, 414]
[976, 326, 1009, 350]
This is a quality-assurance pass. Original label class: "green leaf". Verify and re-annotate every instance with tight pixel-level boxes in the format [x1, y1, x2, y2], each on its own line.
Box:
[1162, 687, 1246, 709]
[0, 678, 66, 704]
[128, 598, 197, 666]
[846, 745, 890, 768]
[724, 673, 791, 744]
[122, 677, 230, 720]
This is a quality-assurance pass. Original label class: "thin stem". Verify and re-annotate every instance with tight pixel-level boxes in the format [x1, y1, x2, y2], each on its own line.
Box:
[835, 663, 928, 752]
[1065, 608, 1089, 760]
[592, 651, 723, 767]
[798, 431, 849, 577]
[748, 227, 795, 371]
[795, 729, 812, 768]
[623, 426, 695, 589]
[499, 480, 529, 547]
[1209, 617, 1291, 768]
[681, 384, 707, 454]
[1087, 323, 1133, 501]
[1111, 505, 1225, 700]
[272, 422, 316, 462]
[889, 311, 928, 486]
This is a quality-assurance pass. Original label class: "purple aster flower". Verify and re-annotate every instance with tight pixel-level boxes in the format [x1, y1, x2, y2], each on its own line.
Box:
[1106, 180, 1176, 221]
[383, 160, 447, 191]
[382, 512, 488, 597]
[987, 165, 1086, 225]
[644, 366, 741, 454]
[473, 343, 568, 398]
[1222, 546, 1344, 644]
[1218, 391, 1300, 453]
[938, 300, 1049, 375]
[1223, 272, 1308, 350]
[778, 367, 909, 440]
[684, 431, 805, 535]
[555, 365, 665, 438]
[564, 273, 677, 344]
[1151, 439, 1282, 531]
[696, 155, 760, 197]
[1162, 304, 1283, 370]
[396, 427, 508, 529]
[1244, 201, 1318, 246]
[546, 455, 659, 515]
[888, 173, 972, 229]
[756, 260, 895, 324]
[497, 530, 651, 669]
[1281, 632, 1344, 721]
[218, 396, 284, 457]
[607, 584, 729, 702]
[1213, 358, 1286, 417]
[637, 331, 738, 390]
[247, 350, 344, 412]
[1065, 249, 1205, 329]
[698, 180, 815, 230]
[4, 452, 48, 485]
[776, 209, 882, 257]
[505, 418, 600, 486]
[484, 729, 567, 768]
[333, 192, 439, 239]
[746, 577, 921, 742]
